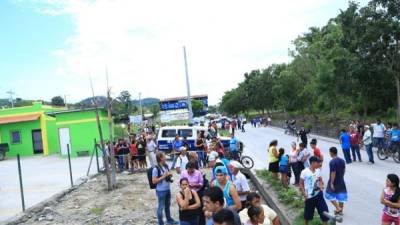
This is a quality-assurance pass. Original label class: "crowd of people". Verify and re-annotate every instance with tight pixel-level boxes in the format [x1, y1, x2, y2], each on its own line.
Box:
[267, 118, 400, 225]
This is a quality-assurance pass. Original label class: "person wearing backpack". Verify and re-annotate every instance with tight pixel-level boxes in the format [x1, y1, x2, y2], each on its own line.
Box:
[152, 152, 179, 225]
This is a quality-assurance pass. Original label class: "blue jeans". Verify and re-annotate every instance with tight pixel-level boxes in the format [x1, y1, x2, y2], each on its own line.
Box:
[180, 217, 199, 225]
[118, 155, 124, 171]
[350, 145, 362, 162]
[197, 151, 205, 168]
[171, 153, 179, 169]
[342, 148, 352, 164]
[156, 190, 174, 225]
[365, 144, 374, 163]
[374, 137, 385, 150]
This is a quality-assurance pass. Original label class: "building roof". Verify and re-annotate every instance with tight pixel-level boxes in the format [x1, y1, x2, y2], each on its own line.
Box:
[46, 107, 105, 116]
[0, 113, 40, 125]
[160, 94, 208, 103]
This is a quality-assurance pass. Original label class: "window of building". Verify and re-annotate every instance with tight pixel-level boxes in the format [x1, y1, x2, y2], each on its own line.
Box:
[11, 130, 21, 144]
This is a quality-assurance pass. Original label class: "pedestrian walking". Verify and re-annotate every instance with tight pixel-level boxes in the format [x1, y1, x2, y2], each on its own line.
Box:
[152, 152, 179, 225]
[176, 177, 201, 225]
[372, 119, 387, 152]
[325, 147, 347, 215]
[339, 129, 352, 164]
[363, 125, 374, 164]
[299, 156, 329, 225]
[350, 128, 362, 162]
[298, 127, 309, 147]
[230, 161, 250, 211]
[268, 140, 280, 179]
[195, 133, 207, 168]
[380, 174, 400, 225]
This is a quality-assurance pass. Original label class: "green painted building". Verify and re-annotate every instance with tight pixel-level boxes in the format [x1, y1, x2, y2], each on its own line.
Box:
[0, 102, 111, 157]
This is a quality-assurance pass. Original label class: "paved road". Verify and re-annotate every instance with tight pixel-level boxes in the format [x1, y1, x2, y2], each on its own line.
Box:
[237, 126, 400, 225]
[0, 155, 103, 223]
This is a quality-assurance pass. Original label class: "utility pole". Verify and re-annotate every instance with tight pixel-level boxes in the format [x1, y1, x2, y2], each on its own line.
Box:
[183, 46, 193, 123]
[64, 94, 69, 109]
[139, 92, 143, 121]
[6, 90, 15, 108]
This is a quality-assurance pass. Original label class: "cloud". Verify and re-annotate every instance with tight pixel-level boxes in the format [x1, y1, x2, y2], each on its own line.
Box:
[25, 0, 360, 104]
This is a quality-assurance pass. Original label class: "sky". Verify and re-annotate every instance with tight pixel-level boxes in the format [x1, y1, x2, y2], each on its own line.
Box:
[0, 0, 369, 105]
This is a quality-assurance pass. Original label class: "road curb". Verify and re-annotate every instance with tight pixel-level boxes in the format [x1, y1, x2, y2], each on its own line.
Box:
[241, 168, 291, 225]
[4, 173, 102, 225]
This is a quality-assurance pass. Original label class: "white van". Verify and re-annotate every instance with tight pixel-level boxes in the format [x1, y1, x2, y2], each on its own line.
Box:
[156, 126, 207, 152]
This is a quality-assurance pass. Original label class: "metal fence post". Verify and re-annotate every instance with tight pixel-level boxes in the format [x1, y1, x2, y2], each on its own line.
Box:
[17, 154, 25, 211]
[67, 144, 73, 187]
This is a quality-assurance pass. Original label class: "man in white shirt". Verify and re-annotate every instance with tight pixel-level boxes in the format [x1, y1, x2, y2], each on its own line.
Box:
[363, 125, 374, 164]
[230, 161, 250, 211]
[371, 119, 386, 151]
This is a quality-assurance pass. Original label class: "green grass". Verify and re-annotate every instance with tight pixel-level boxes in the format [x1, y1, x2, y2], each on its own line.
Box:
[90, 206, 105, 215]
[256, 170, 322, 225]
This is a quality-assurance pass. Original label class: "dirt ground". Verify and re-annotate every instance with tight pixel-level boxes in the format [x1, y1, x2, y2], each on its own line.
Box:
[14, 171, 183, 225]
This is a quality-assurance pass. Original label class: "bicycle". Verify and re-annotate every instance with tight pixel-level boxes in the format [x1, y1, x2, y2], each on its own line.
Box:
[377, 142, 400, 163]
[224, 142, 255, 169]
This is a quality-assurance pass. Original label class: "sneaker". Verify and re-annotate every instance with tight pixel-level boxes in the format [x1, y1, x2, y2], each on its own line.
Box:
[166, 220, 179, 225]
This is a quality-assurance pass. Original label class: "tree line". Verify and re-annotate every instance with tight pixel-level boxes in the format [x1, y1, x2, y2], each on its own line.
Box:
[220, 0, 400, 121]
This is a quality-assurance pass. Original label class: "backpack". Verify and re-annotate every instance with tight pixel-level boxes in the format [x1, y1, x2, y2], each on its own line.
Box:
[147, 165, 169, 189]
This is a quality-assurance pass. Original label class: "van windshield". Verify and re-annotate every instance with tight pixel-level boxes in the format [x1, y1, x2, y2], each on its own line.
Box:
[178, 129, 193, 138]
[161, 129, 177, 138]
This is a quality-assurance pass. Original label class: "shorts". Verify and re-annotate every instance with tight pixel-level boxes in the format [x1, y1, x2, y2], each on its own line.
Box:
[279, 165, 288, 174]
[131, 155, 138, 161]
[325, 191, 348, 203]
[268, 161, 279, 173]
[137, 155, 146, 161]
[382, 213, 400, 225]
[304, 192, 329, 222]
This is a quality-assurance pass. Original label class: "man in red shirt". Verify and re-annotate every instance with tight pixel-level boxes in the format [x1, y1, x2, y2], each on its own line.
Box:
[349, 128, 362, 162]
[310, 139, 324, 167]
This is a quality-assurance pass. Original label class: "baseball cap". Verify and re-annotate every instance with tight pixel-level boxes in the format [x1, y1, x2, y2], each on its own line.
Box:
[230, 161, 243, 169]
[309, 156, 321, 164]
[214, 166, 227, 174]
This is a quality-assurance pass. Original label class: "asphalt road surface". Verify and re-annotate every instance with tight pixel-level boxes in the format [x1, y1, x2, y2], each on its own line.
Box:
[236, 125, 400, 225]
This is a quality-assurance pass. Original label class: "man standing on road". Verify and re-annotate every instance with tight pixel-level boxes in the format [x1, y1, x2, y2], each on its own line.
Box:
[325, 147, 347, 216]
[298, 127, 309, 147]
[297, 142, 313, 169]
[230, 161, 250, 211]
[171, 134, 183, 169]
[229, 133, 240, 161]
[363, 125, 374, 164]
[146, 135, 157, 167]
[299, 156, 329, 225]
[371, 119, 386, 152]
[349, 128, 362, 162]
[339, 129, 352, 164]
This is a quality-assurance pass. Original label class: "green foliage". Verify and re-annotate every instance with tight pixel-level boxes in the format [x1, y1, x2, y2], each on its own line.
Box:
[191, 100, 204, 117]
[149, 104, 160, 118]
[220, 0, 400, 122]
[51, 96, 65, 106]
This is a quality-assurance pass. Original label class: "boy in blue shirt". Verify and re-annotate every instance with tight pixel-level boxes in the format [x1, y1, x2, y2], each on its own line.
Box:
[339, 129, 352, 164]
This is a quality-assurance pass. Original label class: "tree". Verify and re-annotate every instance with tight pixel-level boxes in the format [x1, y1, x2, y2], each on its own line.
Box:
[117, 90, 133, 116]
[150, 104, 160, 118]
[191, 100, 204, 117]
[51, 96, 65, 106]
[208, 105, 218, 114]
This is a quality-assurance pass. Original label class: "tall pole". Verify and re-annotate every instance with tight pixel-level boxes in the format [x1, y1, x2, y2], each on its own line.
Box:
[139, 92, 143, 121]
[7, 90, 15, 108]
[183, 46, 193, 123]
